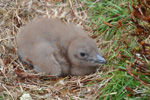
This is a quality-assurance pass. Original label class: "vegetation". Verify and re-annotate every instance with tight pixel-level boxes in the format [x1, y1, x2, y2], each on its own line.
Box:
[83, 0, 150, 99]
[0, 0, 149, 99]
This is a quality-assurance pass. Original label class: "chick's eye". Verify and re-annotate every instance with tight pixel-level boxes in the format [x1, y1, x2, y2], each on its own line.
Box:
[80, 52, 86, 57]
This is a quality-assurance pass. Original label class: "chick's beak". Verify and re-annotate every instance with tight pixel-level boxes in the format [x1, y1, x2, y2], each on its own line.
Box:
[95, 54, 107, 64]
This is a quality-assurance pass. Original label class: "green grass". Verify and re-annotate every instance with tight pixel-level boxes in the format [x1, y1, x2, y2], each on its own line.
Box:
[82, 0, 133, 40]
[81, 0, 150, 99]
[0, 94, 9, 100]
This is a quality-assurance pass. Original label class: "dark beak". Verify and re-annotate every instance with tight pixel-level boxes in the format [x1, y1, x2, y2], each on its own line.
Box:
[87, 54, 107, 64]
[95, 54, 107, 64]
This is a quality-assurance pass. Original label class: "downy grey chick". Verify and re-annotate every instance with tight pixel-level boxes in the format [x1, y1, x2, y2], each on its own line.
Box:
[16, 18, 106, 76]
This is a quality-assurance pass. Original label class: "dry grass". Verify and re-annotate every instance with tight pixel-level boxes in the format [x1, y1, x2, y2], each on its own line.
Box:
[0, 0, 112, 99]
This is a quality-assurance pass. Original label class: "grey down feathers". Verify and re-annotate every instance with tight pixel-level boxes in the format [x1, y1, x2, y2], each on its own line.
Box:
[16, 18, 106, 76]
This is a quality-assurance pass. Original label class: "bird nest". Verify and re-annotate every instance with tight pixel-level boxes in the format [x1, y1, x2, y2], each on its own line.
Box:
[0, 0, 111, 99]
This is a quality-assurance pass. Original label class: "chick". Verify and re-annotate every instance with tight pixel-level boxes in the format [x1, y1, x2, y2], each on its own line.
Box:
[16, 18, 106, 76]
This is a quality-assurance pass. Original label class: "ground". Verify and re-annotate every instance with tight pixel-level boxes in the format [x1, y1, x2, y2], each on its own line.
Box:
[0, 0, 149, 100]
